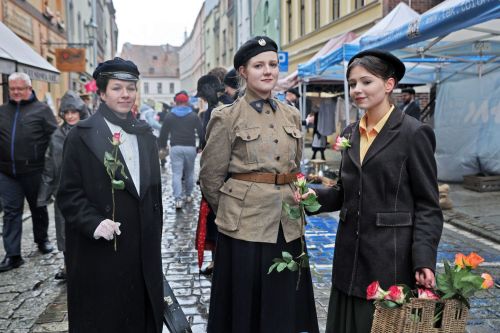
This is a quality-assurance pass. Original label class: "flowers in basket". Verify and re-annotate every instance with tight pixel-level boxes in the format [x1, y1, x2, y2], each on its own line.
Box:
[367, 252, 494, 328]
[268, 173, 321, 289]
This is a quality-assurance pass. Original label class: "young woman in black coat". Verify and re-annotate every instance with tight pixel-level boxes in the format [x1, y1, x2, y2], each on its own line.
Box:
[304, 50, 443, 332]
[57, 58, 164, 332]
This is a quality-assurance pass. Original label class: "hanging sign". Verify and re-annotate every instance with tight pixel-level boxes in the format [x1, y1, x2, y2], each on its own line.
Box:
[56, 48, 86, 72]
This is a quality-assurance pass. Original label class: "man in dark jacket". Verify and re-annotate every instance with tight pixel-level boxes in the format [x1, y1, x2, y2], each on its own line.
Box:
[0, 72, 57, 272]
[401, 87, 421, 120]
[158, 91, 202, 209]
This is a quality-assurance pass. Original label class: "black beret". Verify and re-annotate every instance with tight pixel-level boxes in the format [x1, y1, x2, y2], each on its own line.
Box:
[233, 36, 278, 70]
[196, 75, 223, 98]
[223, 69, 239, 90]
[348, 49, 405, 82]
[92, 57, 140, 81]
[286, 87, 301, 98]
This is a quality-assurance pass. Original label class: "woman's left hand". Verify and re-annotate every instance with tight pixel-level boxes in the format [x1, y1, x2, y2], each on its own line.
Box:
[294, 188, 317, 203]
[415, 267, 435, 289]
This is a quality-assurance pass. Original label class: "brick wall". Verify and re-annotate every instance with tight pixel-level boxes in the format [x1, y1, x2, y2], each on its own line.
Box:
[384, 0, 444, 15]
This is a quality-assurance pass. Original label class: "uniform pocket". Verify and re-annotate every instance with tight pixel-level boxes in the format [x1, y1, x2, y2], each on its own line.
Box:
[283, 125, 302, 161]
[216, 179, 251, 231]
[375, 212, 413, 227]
[235, 127, 261, 164]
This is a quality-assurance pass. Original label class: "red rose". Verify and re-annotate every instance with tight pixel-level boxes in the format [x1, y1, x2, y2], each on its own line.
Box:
[385, 285, 405, 304]
[112, 132, 121, 146]
[366, 281, 386, 301]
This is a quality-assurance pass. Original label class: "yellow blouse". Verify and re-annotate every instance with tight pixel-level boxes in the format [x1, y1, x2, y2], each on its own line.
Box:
[359, 105, 395, 163]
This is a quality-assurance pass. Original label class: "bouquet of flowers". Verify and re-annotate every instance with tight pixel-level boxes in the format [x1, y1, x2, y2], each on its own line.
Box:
[367, 252, 494, 332]
[268, 173, 321, 289]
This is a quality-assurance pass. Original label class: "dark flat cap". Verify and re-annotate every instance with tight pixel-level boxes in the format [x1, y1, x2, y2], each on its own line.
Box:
[234, 36, 278, 70]
[286, 87, 301, 98]
[196, 75, 223, 98]
[401, 87, 416, 94]
[92, 57, 140, 81]
[348, 49, 405, 82]
[223, 69, 239, 90]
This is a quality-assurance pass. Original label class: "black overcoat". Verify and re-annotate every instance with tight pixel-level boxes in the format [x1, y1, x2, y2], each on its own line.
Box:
[316, 109, 443, 298]
[57, 111, 164, 332]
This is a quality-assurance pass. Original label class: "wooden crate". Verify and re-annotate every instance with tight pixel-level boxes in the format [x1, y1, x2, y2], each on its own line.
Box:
[463, 174, 500, 192]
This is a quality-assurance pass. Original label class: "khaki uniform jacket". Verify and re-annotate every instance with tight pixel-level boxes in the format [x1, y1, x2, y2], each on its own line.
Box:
[200, 89, 303, 243]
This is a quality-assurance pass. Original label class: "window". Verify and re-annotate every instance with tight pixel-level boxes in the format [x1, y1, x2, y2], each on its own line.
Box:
[157, 82, 162, 94]
[333, 0, 340, 20]
[287, 0, 292, 43]
[222, 29, 227, 63]
[149, 67, 154, 74]
[315, 0, 320, 29]
[153, 55, 158, 60]
[169, 83, 174, 94]
[300, 0, 305, 36]
[355, 0, 365, 10]
[144, 82, 149, 94]
[264, 1, 270, 24]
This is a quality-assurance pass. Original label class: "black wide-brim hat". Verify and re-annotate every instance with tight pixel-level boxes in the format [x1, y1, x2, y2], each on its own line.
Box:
[286, 87, 301, 98]
[234, 36, 278, 70]
[348, 49, 405, 82]
[92, 57, 140, 81]
[195, 75, 223, 98]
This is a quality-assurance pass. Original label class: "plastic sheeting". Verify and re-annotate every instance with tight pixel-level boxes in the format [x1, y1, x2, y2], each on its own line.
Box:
[435, 71, 500, 181]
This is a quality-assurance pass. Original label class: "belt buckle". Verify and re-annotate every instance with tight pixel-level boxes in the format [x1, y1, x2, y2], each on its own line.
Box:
[275, 173, 283, 185]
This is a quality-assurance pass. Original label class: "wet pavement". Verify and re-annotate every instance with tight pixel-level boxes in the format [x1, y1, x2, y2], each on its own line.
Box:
[1, 156, 499, 332]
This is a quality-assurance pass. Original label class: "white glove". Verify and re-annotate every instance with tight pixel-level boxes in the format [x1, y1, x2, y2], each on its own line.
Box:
[93, 219, 121, 240]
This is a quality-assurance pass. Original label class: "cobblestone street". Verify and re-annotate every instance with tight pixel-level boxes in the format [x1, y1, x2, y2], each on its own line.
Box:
[0, 157, 499, 332]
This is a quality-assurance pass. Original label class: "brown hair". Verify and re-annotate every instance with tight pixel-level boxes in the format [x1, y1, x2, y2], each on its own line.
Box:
[347, 55, 399, 85]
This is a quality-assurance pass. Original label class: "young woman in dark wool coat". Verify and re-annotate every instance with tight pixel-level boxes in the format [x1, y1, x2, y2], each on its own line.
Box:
[304, 49, 443, 333]
[57, 57, 164, 333]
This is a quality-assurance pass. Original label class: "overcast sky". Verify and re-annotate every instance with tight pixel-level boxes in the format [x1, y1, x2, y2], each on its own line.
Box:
[114, 0, 205, 53]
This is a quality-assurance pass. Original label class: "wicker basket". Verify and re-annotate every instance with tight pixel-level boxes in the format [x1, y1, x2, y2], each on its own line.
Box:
[371, 298, 468, 333]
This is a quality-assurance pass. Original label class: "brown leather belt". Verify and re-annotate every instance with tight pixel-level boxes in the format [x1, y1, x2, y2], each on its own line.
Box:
[231, 172, 297, 185]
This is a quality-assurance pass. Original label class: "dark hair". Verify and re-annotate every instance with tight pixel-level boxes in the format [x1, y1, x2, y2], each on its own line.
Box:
[347, 55, 399, 85]
[207, 67, 227, 84]
[96, 76, 137, 94]
[402, 87, 416, 95]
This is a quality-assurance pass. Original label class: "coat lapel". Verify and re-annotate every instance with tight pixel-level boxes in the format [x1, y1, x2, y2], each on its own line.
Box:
[78, 112, 140, 199]
[346, 122, 361, 170]
[362, 109, 404, 166]
[137, 134, 153, 200]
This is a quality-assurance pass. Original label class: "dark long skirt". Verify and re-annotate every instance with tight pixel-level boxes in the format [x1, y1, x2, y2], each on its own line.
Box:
[207, 227, 319, 333]
[326, 287, 375, 333]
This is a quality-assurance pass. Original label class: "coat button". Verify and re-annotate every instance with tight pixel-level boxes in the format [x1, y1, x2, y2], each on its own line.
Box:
[269, 124, 274, 128]
[265, 110, 270, 114]
[275, 156, 280, 161]
[228, 188, 232, 192]
[247, 135, 251, 139]
[274, 139, 278, 143]
[105, 205, 111, 212]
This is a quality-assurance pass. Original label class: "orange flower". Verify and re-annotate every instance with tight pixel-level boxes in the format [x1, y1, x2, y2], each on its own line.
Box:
[455, 252, 484, 269]
[466, 252, 484, 269]
[455, 253, 468, 268]
[481, 273, 494, 289]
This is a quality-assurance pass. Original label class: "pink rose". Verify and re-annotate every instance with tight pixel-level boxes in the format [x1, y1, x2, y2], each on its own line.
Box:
[481, 273, 494, 289]
[385, 285, 405, 304]
[418, 288, 440, 300]
[366, 281, 386, 301]
[333, 136, 343, 151]
[112, 132, 121, 146]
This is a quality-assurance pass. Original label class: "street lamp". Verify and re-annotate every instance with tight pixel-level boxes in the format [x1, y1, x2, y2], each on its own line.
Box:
[84, 19, 98, 68]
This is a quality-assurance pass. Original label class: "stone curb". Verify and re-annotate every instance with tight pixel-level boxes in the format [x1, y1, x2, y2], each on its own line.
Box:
[444, 210, 500, 245]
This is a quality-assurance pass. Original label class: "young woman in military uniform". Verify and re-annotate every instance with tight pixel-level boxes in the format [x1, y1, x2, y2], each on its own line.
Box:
[305, 50, 443, 332]
[200, 36, 319, 333]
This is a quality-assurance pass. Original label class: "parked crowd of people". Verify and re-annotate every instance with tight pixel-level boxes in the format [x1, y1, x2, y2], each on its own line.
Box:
[0, 35, 442, 333]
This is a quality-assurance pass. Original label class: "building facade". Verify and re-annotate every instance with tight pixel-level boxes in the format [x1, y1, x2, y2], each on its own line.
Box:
[179, 3, 205, 95]
[280, 0, 443, 74]
[120, 43, 180, 105]
[0, 0, 69, 108]
[252, 0, 280, 45]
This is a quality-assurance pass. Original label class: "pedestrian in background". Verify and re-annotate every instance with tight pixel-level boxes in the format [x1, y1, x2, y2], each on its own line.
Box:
[0, 72, 57, 272]
[159, 91, 202, 209]
[306, 50, 443, 332]
[57, 57, 164, 332]
[221, 68, 239, 104]
[400, 87, 421, 120]
[37, 91, 87, 280]
[285, 87, 301, 109]
[200, 36, 319, 333]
